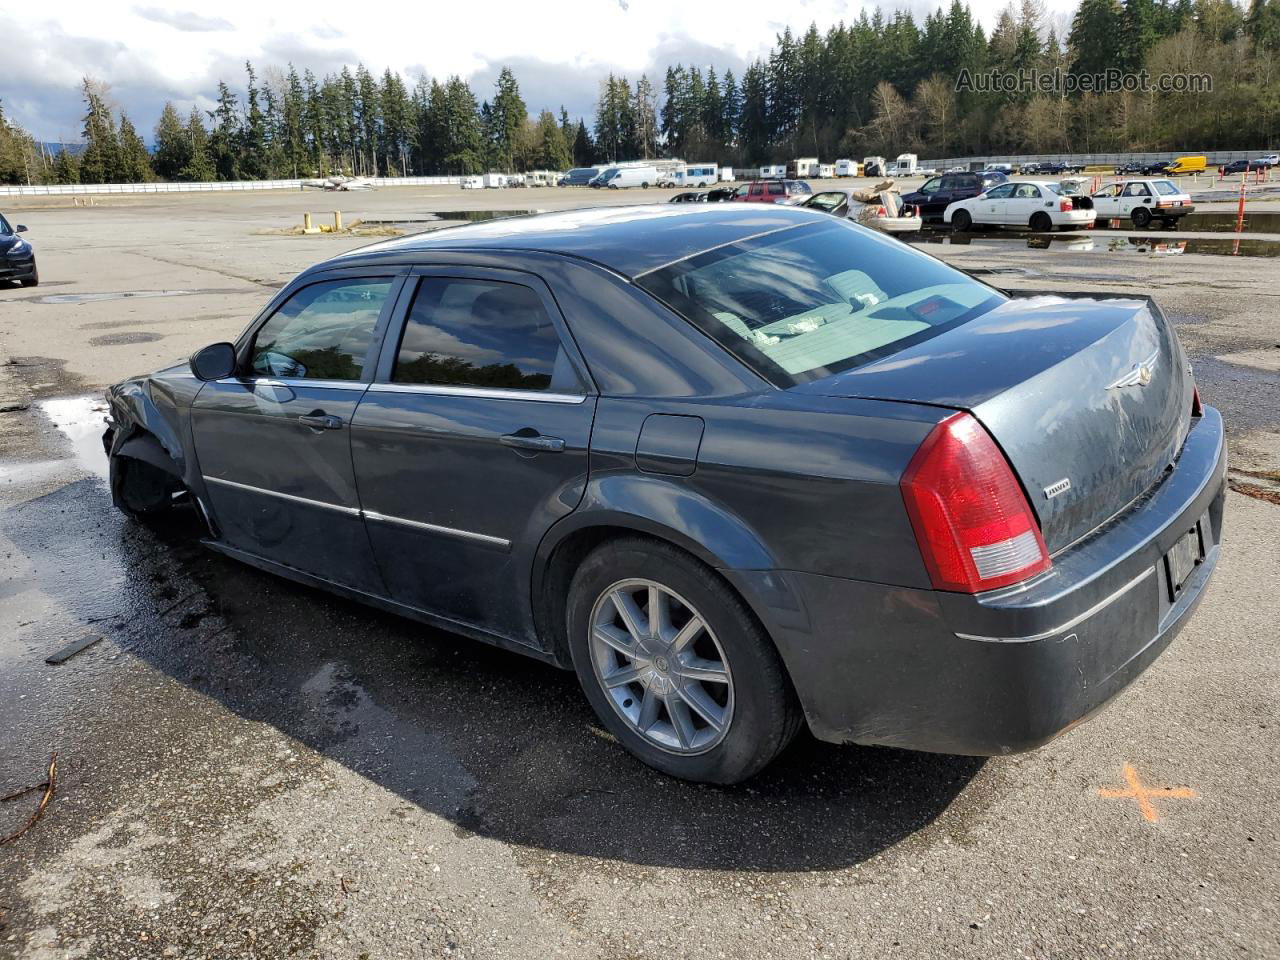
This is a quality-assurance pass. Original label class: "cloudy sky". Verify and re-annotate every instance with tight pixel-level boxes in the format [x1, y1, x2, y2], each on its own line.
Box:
[6, 0, 1077, 142]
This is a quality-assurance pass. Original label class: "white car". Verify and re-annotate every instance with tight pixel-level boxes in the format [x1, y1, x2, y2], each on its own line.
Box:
[1089, 178, 1195, 228]
[944, 179, 1096, 232]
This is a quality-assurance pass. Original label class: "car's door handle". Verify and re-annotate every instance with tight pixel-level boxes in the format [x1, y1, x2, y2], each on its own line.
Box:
[298, 413, 343, 430]
[500, 432, 565, 453]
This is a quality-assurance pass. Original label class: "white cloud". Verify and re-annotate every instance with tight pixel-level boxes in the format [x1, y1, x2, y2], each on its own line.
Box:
[6, 0, 1082, 140]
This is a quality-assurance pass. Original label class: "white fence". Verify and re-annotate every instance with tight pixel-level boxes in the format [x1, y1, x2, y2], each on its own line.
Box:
[919, 149, 1273, 170]
[0, 175, 464, 197]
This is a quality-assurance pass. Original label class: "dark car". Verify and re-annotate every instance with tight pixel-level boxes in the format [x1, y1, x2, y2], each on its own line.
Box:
[668, 192, 705, 203]
[1024, 161, 1079, 175]
[1220, 159, 1255, 174]
[704, 187, 737, 202]
[1114, 161, 1147, 176]
[1142, 160, 1175, 176]
[558, 167, 599, 186]
[0, 213, 37, 287]
[902, 170, 1009, 221]
[104, 206, 1225, 784]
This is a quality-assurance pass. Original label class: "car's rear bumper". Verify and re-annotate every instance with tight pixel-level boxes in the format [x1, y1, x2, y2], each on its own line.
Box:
[726, 406, 1226, 756]
[1158, 204, 1195, 217]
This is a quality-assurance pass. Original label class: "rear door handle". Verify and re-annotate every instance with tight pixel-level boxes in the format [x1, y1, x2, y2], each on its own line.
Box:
[298, 413, 344, 430]
[500, 432, 565, 453]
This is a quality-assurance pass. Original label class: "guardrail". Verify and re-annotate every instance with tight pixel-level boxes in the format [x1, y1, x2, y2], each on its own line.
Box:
[0, 175, 464, 197]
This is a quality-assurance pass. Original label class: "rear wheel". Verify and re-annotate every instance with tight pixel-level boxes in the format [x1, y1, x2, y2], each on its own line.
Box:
[641, 181, 649, 189]
[567, 538, 801, 784]
[952, 209, 972, 232]
[1131, 207, 1152, 229]
[1030, 211, 1053, 232]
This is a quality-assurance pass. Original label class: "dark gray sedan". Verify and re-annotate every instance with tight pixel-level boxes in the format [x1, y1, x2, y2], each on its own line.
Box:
[104, 206, 1225, 783]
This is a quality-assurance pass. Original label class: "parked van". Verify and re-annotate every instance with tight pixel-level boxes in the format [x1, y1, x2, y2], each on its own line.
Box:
[835, 159, 859, 177]
[863, 156, 887, 177]
[1167, 155, 1207, 175]
[788, 157, 821, 178]
[595, 165, 659, 189]
[894, 153, 918, 176]
[679, 163, 719, 187]
[760, 164, 786, 179]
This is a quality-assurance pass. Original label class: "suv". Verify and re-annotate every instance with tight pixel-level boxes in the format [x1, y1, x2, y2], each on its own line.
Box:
[559, 167, 599, 187]
[902, 170, 1009, 221]
[732, 180, 789, 204]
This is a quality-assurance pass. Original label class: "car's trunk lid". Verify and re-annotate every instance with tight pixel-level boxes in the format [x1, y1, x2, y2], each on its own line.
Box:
[793, 293, 1193, 553]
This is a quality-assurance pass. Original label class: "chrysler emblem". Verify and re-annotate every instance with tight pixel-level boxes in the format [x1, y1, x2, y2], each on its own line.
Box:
[1108, 350, 1158, 389]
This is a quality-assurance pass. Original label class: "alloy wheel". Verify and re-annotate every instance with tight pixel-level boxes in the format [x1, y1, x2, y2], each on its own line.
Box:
[588, 578, 734, 755]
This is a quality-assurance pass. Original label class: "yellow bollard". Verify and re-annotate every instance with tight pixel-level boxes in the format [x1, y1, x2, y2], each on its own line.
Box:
[333, 210, 343, 231]
[303, 212, 313, 230]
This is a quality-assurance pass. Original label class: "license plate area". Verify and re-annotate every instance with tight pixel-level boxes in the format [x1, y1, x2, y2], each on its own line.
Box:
[1163, 516, 1206, 602]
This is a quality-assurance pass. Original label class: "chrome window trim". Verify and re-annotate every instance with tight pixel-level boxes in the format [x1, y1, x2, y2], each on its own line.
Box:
[363, 510, 511, 550]
[203, 475, 361, 516]
[215, 376, 369, 391]
[367, 382, 586, 404]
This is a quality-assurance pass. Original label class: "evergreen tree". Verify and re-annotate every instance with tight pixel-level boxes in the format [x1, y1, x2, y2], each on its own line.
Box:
[79, 79, 119, 184]
[489, 66, 527, 172]
[208, 82, 240, 180]
[52, 145, 81, 185]
[116, 113, 152, 181]
[181, 107, 216, 181]
[572, 119, 593, 165]
[153, 102, 190, 180]
[533, 109, 572, 169]
[240, 62, 270, 179]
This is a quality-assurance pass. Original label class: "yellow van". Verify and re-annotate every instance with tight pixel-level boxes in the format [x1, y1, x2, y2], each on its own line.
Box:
[1167, 155, 1207, 174]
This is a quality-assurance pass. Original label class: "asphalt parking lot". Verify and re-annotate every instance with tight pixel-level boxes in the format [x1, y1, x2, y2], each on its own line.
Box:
[1, 182, 1278, 959]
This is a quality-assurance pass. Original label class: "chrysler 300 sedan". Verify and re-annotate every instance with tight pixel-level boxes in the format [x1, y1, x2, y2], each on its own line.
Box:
[103, 206, 1225, 783]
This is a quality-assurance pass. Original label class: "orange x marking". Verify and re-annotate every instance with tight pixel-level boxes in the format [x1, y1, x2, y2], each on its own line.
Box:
[1098, 763, 1196, 822]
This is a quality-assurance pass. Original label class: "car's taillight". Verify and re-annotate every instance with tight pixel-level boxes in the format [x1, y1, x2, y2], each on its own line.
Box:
[900, 413, 1051, 593]
[1059, 198, 1073, 212]
[874, 205, 887, 216]
[1191, 385, 1203, 417]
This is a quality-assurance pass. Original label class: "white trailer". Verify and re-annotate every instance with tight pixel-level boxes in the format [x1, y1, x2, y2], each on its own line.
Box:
[818, 164, 835, 179]
[788, 157, 821, 178]
[460, 175, 483, 190]
[482, 173, 507, 188]
[719, 167, 735, 182]
[863, 156, 887, 177]
[894, 153, 919, 176]
[678, 163, 719, 188]
[835, 159, 858, 177]
[760, 165, 786, 179]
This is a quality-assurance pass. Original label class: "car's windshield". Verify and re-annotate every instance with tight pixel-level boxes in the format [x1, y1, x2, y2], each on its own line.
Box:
[0, 215, 11, 235]
[637, 220, 1005, 385]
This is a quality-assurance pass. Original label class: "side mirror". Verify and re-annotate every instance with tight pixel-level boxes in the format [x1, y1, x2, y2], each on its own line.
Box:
[16, 225, 27, 233]
[190, 342, 238, 381]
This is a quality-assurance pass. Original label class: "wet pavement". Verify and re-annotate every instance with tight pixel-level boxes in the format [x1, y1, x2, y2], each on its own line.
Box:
[1, 186, 1279, 959]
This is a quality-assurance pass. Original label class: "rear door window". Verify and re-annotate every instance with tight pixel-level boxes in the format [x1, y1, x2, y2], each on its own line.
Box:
[391, 277, 578, 392]
[250, 278, 393, 380]
[767, 183, 785, 196]
[1153, 180, 1180, 195]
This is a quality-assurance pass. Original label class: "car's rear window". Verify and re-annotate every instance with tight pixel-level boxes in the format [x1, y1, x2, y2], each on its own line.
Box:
[637, 220, 1005, 385]
[1153, 180, 1180, 195]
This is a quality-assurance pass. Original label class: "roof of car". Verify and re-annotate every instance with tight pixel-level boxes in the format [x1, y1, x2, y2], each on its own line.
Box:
[329, 204, 823, 278]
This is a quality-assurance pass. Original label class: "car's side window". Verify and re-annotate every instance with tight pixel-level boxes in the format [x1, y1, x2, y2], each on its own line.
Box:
[920, 177, 941, 194]
[985, 183, 1016, 199]
[250, 278, 393, 380]
[391, 277, 577, 393]
[1015, 184, 1041, 199]
[1123, 183, 1151, 197]
[1094, 184, 1121, 198]
[767, 183, 785, 196]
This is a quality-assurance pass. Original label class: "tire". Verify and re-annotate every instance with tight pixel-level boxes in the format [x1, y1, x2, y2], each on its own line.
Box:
[641, 181, 649, 189]
[1131, 207, 1152, 228]
[567, 537, 802, 784]
[19, 264, 38, 288]
[112, 455, 178, 522]
[1030, 211, 1052, 232]
[952, 209, 972, 232]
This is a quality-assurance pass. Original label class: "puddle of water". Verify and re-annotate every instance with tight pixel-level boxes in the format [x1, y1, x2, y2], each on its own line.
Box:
[39, 395, 110, 479]
[1149, 211, 1280, 233]
[34, 290, 196, 305]
[360, 210, 540, 226]
[920, 234, 1280, 258]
